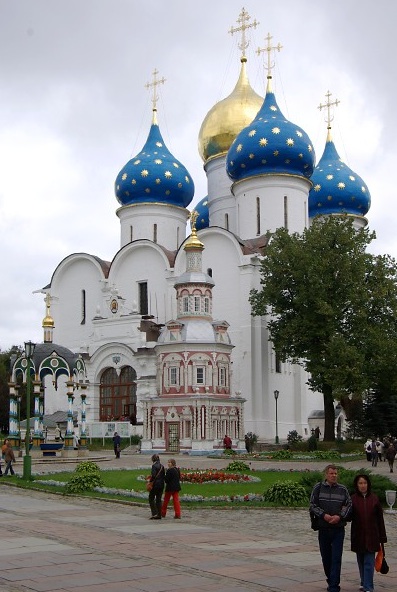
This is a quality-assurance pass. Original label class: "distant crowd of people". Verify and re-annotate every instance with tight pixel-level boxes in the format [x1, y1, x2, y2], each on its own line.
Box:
[364, 436, 397, 472]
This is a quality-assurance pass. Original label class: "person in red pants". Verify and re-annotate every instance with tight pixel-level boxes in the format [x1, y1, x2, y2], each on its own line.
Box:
[161, 458, 181, 519]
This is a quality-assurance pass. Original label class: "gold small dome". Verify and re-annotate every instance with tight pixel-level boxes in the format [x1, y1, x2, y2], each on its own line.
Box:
[198, 59, 263, 163]
[42, 314, 55, 329]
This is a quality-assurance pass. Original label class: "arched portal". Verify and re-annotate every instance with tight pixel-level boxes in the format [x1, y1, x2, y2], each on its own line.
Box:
[99, 366, 137, 424]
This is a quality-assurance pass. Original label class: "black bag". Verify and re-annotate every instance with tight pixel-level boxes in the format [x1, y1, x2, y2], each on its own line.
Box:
[310, 510, 319, 531]
[380, 557, 389, 574]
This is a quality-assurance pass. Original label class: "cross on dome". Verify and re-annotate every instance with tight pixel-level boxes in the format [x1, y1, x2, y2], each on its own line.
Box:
[145, 68, 166, 113]
[257, 32, 283, 90]
[229, 7, 259, 61]
[318, 90, 340, 135]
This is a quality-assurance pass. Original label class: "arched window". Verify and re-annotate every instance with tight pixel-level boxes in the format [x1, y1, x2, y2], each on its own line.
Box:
[100, 366, 137, 424]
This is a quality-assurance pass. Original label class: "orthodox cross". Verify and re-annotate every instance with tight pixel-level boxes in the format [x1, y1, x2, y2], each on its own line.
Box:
[229, 7, 259, 60]
[145, 68, 166, 111]
[190, 210, 198, 232]
[257, 32, 283, 78]
[318, 90, 340, 129]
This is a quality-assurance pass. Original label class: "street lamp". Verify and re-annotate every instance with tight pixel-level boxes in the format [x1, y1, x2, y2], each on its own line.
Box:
[23, 340, 36, 480]
[274, 389, 280, 444]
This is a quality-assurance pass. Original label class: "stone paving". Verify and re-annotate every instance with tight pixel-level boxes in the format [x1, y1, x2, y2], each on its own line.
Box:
[0, 452, 396, 592]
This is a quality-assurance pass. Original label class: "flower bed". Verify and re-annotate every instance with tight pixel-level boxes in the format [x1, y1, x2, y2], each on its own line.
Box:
[180, 469, 258, 483]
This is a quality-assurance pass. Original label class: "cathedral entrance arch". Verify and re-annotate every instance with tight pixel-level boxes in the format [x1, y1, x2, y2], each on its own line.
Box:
[167, 423, 180, 453]
[99, 366, 137, 424]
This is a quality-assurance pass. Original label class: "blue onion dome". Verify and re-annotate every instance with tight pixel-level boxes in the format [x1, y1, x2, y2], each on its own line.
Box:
[115, 110, 194, 208]
[226, 77, 315, 182]
[193, 196, 209, 230]
[198, 58, 263, 162]
[309, 129, 371, 217]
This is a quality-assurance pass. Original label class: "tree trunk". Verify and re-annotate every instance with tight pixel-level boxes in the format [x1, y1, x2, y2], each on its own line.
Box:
[323, 385, 335, 441]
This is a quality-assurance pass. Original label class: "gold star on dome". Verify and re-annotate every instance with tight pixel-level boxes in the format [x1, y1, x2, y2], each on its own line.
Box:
[298, 153, 303, 158]
[317, 202, 322, 207]
[141, 170, 149, 177]
[122, 173, 127, 180]
[165, 171, 172, 178]
[155, 178, 161, 184]
[165, 190, 171, 195]
[131, 179, 136, 185]
[351, 196, 356, 200]
[173, 162, 179, 168]
[185, 176, 190, 183]
[326, 174, 334, 180]
[116, 184, 120, 191]
[327, 195, 333, 201]
[272, 127, 280, 134]
[125, 191, 130, 196]
[134, 159, 141, 165]
[178, 182, 182, 188]
[314, 184, 321, 192]
[296, 131, 303, 137]
[154, 159, 162, 164]
[273, 150, 279, 156]
[236, 143, 243, 152]
[338, 182, 345, 189]
[156, 142, 163, 147]
[145, 188, 150, 193]
[308, 145, 313, 152]
[361, 186, 366, 192]
[285, 159, 291, 163]
[261, 159, 267, 164]
[248, 130, 256, 137]
[241, 163, 246, 168]
[259, 138, 268, 146]
[349, 175, 355, 181]
[270, 105, 277, 111]
[338, 201, 344, 205]
[286, 138, 294, 146]
[249, 153, 255, 159]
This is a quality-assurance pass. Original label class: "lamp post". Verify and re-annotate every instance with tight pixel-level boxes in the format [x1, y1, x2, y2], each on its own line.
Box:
[274, 389, 279, 444]
[16, 387, 21, 452]
[23, 340, 36, 480]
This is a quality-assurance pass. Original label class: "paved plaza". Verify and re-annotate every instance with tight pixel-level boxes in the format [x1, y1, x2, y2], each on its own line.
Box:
[0, 453, 396, 592]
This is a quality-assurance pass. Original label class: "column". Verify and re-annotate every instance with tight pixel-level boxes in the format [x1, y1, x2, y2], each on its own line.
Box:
[79, 383, 88, 449]
[32, 380, 43, 448]
[7, 382, 19, 447]
[63, 380, 75, 450]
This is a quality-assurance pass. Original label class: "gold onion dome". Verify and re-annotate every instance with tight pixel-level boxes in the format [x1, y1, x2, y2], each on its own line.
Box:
[198, 58, 263, 163]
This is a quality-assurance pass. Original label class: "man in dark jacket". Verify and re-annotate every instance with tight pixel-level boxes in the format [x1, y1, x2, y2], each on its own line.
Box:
[310, 464, 352, 592]
[148, 454, 165, 519]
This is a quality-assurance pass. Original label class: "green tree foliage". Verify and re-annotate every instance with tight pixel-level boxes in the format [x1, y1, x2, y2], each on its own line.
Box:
[250, 217, 397, 441]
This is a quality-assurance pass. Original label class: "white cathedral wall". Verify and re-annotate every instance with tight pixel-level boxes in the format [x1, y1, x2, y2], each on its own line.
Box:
[233, 176, 311, 239]
[204, 156, 237, 233]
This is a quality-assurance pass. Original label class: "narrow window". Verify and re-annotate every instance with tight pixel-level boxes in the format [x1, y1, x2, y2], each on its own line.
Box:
[194, 296, 200, 312]
[169, 367, 178, 386]
[130, 225, 133, 242]
[275, 351, 281, 373]
[219, 367, 226, 386]
[183, 296, 189, 313]
[256, 196, 260, 235]
[204, 297, 210, 313]
[196, 367, 205, 384]
[176, 227, 180, 248]
[153, 223, 157, 243]
[207, 268, 213, 277]
[284, 195, 288, 229]
[139, 282, 148, 315]
[81, 289, 86, 325]
[225, 213, 229, 230]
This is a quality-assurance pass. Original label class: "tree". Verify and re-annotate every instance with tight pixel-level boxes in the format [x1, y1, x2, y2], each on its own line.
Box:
[250, 216, 397, 441]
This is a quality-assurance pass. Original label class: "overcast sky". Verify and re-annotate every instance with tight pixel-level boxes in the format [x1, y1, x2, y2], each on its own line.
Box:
[1, 0, 396, 351]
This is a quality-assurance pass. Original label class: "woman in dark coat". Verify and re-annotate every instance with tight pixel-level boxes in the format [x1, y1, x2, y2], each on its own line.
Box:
[161, 458, 182, 519]
[148, 454, 165, 520]
[351, 474, 387, 592]
[385, 440, 396, 473]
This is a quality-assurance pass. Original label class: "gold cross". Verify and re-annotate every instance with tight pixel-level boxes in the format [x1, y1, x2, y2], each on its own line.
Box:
[190, 210, 198, 231]
[318, 90, 340, 129]
[257, 32, 283, 79]
[229, 7, 259, 60]
[145, 68, 166, 111]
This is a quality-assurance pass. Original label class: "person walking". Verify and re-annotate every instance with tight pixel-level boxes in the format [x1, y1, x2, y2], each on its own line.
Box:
[364, 439, 372, 462]
[223, 434, 232, 449]
[112, 432, 121, 459]
[351, 473, 387, 592]
[370, 438, 378, 467]
[310, 464, 352, 592]
[3, 439, 16, 476]
[148, 454, 165, 520]
[385, 440, 396, 473]
[161, 458, 182, 519]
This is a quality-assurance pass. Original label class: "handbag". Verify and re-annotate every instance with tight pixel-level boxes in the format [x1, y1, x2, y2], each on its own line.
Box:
[146, 465, 163, 492]
[375, 543, 389, 574]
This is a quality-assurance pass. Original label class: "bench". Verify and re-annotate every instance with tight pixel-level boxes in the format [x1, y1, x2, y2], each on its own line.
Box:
[40, 443, 64, 457]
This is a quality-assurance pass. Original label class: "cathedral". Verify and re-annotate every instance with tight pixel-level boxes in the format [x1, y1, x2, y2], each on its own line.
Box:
[17, 9, 370, 454]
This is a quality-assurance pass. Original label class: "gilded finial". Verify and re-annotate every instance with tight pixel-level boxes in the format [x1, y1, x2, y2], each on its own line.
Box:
[318, 90, 340, 141]
[185, 210, 204, 250]
[229, 7, 259, 62]
[257, 32, 283, 92]
[145, 68, 166, 123]
[42, 293, 54, 343]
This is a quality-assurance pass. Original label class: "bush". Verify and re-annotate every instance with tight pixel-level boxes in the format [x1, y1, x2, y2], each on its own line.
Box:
[271, 449, 293, 460]
[130, 434, 142, 445]
[223, 448, 237, 456]
[263, 480, 308, 506]
[65, 460, 104, 493]
[225, 460, 251, 472]
[308, 435, 318, 451]
[287, 430, 303, 447]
